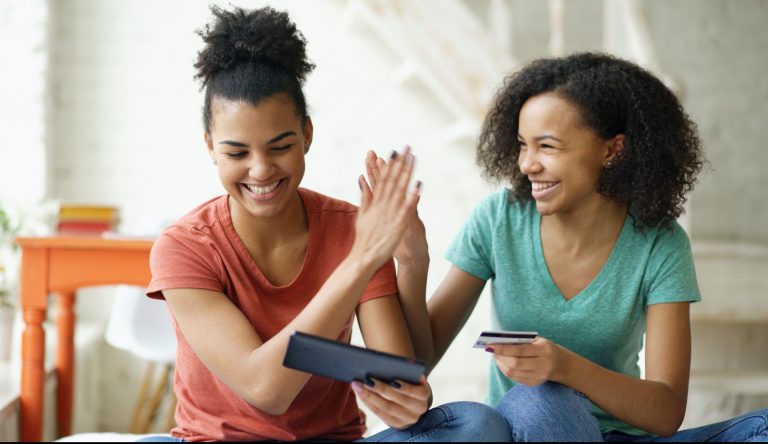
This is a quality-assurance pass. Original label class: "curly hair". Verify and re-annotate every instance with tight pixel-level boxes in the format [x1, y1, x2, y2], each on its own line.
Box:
[477, 52, 704, 228]
[194, 5, 315, 132]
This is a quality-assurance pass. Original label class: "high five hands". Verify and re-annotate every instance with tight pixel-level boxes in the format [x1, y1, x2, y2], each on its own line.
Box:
[350, 146, 421, 270]
[360, 147, 428, 268]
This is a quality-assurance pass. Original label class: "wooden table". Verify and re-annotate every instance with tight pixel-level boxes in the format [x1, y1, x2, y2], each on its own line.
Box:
[16, 236, 154, 441]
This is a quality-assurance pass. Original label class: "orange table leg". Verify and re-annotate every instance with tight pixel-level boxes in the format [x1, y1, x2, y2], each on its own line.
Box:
[19, 245, 49, 442]
[56, 291, 75, 438]
[21, 308, 46, 442]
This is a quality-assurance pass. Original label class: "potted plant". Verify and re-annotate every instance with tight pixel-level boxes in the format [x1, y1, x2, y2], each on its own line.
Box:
[0, 204, 21, 361]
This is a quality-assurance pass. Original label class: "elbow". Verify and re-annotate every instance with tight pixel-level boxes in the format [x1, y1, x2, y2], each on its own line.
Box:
[243, 387, 292, 416]
[652, 409, 685, 438]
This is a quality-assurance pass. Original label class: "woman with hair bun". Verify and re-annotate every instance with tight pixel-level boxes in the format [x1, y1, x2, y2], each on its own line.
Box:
[141, 5, 509, 443]
[369, 52, 768, 441]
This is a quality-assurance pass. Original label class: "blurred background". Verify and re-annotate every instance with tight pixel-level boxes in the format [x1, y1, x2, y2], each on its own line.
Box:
[0, 0, 766, 440]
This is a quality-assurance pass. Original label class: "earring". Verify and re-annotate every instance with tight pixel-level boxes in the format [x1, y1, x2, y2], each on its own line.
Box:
[212, 159, 217, 165]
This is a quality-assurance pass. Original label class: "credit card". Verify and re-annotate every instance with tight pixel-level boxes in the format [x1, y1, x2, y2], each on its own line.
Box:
[473, 330, 538, 348]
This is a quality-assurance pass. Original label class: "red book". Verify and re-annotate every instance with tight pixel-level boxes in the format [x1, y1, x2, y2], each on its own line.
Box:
[57, 220, 113, 234]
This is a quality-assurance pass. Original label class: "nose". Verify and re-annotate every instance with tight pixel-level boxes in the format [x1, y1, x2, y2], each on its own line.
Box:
[248, 153, 276, 181]
[518, 147, 542, 175]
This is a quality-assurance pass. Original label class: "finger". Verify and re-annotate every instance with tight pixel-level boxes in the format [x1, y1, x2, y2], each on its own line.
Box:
[392, 152, 415, 207]
[383, 379, 431, 405]
[495, 357, 537, 376]
[365, 379, 426, 415]
[365, 150, 380, 190]
[495, 355, 538, 372]
[397, 180, 422, 221]
[354, 383, 415, 429]
[493, 343, 539, 358]
[380, 147, 409, 199]
[358, 175, 372, 211]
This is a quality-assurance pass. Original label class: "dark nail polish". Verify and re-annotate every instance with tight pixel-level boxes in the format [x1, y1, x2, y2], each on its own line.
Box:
[365, 378, 375, 387]
[485, 347, 495, 353]
[415, 180, 422, 189]
[389, 150, 398, 160]
[389, 381, 402, 389]
[358, 177, 363, 191]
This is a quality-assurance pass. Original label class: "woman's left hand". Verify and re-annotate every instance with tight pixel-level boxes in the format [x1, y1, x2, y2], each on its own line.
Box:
[351, 375, 431, 430]
[490, 337, 565, 386]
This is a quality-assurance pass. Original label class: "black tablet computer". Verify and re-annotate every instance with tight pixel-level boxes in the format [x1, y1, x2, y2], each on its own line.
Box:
[283, 331, 425, 385]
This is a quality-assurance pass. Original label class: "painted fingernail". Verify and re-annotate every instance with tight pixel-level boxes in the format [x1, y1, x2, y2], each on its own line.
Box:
[351, 382, 362, 393]
[390, 150, 398, 160]
[406, 153, 415, 165]
[358, 176, 363, 191]
[415, 180, 422, 190]
[365, 378, 376, 387]
[389, 381, 402, 389]
[485, 347, 495, 353]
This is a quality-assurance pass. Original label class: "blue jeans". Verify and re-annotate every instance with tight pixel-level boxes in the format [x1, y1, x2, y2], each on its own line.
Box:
[497, 381, 768, 442]
[497, 381, 602, 442]
[603, 409, 768, 442]
[137, 401, 510, 442]
[363, 401, 511, 442]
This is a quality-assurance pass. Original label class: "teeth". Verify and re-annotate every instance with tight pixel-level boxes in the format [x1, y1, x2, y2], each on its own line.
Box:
[532, 182, 558, 191]
[245, 180, 280, 195]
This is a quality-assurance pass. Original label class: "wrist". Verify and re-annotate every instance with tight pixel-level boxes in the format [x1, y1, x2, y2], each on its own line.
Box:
[346, 246, 382, 275]
[396, 253, 430, 270]
[552, 344, 576, 385]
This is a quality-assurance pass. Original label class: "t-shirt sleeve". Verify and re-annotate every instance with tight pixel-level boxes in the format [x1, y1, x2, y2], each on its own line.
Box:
[645, 223, 701, 305]
[146, 227, 225, 300]
[445, 196, 496, 281]
[359, 258, 398, 304]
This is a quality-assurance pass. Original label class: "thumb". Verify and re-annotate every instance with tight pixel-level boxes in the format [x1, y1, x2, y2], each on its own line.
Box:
[359, 175, 372, 211]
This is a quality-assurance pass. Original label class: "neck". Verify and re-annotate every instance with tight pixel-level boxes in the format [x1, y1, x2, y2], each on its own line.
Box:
[229, 192, 307, 252]
[541, 195, 628, 255]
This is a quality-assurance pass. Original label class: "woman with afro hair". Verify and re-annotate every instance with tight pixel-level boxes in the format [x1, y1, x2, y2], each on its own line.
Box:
[368, 52, 768, 441]
[141, 5, 510, 443]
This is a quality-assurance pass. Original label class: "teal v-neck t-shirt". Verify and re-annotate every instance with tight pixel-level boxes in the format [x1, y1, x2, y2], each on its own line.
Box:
[445, 189, 701, 435]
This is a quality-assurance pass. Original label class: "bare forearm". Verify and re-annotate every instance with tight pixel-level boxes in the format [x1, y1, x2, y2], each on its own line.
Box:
[244, 255, 379, 413]
[396, 258, 434, 365]
[556, 347, 687, 436]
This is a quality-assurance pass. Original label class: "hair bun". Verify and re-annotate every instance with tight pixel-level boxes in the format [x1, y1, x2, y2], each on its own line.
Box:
[195, 6, 315, 88]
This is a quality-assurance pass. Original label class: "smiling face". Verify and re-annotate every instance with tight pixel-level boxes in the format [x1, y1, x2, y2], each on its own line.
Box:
[517, 93, 623, 217]
[205, 93, 312, 222]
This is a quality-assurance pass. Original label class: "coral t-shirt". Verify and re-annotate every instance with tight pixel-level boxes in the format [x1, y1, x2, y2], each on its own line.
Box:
[146, 188, 397, 441]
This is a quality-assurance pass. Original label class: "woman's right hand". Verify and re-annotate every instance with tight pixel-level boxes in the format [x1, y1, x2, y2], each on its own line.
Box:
[361, 149, 429, 268]
[351, 146, 420, 269]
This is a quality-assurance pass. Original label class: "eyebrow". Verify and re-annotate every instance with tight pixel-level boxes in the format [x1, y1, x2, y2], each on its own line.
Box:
[219, 131, 298, 148]
[517, 134, 563, 143]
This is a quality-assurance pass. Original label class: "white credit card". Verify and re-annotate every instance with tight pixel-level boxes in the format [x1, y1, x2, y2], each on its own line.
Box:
[473, 330, 538, 348]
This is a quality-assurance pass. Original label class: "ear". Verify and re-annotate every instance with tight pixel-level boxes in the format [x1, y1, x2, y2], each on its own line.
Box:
[604, 134, 625, 166]
[303, 117, 314, 154]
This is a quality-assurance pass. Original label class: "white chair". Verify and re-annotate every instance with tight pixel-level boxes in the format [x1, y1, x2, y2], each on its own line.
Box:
[105, 285, 177, 434]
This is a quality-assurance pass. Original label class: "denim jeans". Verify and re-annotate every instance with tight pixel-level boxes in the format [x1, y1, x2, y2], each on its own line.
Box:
[603, 408, 768, 442]
[497, 381, 768, 442]
[362, 401, 511, 442]
[136, 401, 510, 442]
[496, 381, 603, 442]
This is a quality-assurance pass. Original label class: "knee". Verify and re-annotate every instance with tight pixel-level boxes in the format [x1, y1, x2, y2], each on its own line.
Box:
[440, 401, 511, 442]
[495, 382, 601, 442]
[497, 382, 590, 418]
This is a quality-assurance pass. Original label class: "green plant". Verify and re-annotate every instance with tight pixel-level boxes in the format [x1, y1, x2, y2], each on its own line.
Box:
[0, 204, 22, 308]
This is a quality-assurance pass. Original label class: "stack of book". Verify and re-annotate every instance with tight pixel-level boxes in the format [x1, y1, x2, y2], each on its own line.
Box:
[58, 204, 119, 236]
